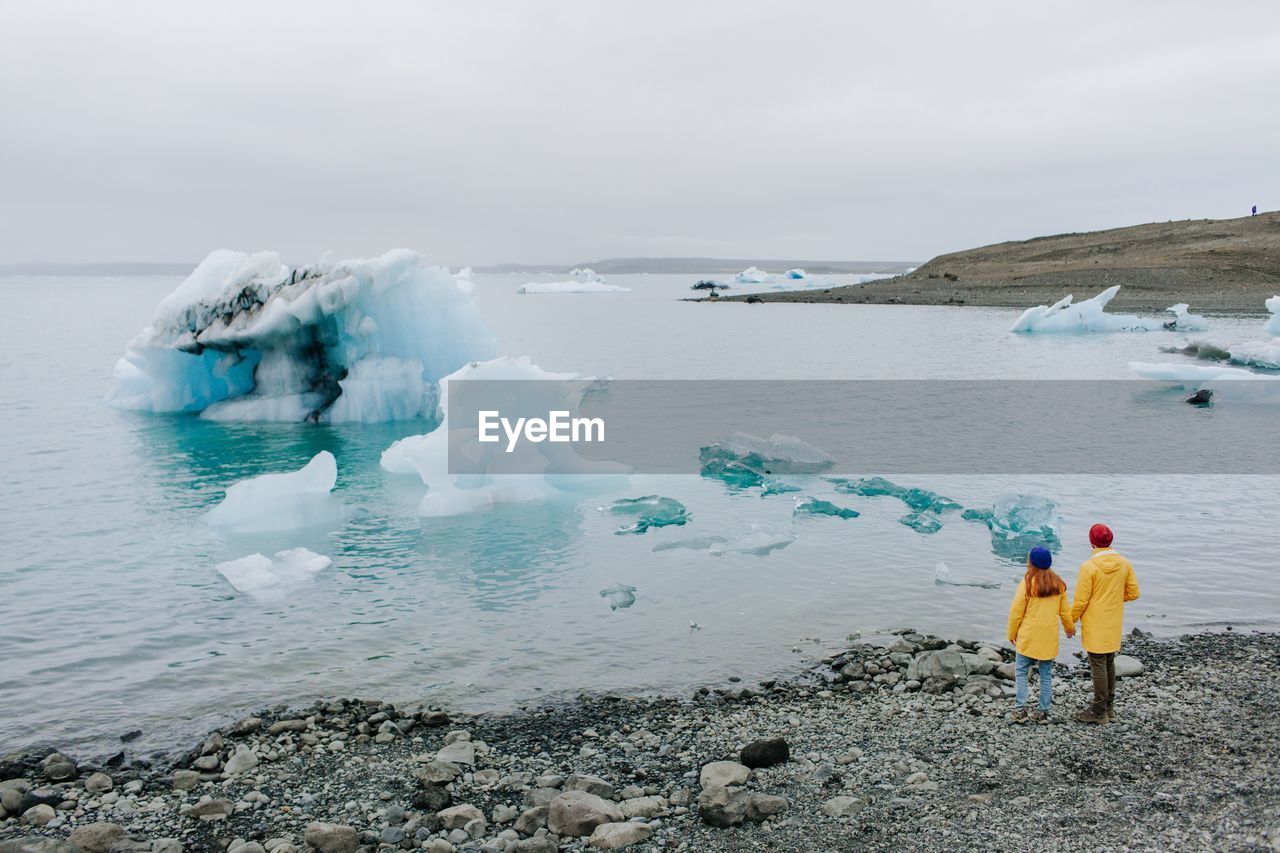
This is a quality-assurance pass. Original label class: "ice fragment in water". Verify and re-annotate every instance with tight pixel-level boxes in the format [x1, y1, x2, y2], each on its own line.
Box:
[206, 451, 344, 532]
[785, 268, 808, 279]
[965, 494, 1061, 561]
[793, 497, 860, 519]
[733, 266, 775, 284]
[934, 561, 1001, 590]
[599, 583, 637, 610]
[652, 535, 729, 552]
[1163, 303, 1208, 332]
[106, 249, 494, 421]
[700, 433, 833, 490]
[829, 476, 960, 533]
[216, 548, 333, 594]
[609, 495, 690, 534]
[709, 525, 796, 556]
[1009, 285, 1158, 333]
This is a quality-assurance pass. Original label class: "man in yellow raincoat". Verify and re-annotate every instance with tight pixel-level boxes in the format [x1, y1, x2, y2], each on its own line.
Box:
[1071, 523, 1140, 723]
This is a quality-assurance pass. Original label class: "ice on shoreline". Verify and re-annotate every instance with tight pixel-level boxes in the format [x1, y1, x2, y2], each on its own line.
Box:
[216, 548, 332, 594]
[206, 451, 344, 532]
[106, 249, 494, 422]
[381, 356, 627, 517]
[1009, 286, 1158, 333]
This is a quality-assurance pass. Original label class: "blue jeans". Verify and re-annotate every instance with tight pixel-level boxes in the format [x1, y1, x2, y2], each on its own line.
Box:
[1015, 653, 1053, 711]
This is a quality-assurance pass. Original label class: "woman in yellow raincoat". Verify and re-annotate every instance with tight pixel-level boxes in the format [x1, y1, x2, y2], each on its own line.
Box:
[1007, 546, 1075, 723]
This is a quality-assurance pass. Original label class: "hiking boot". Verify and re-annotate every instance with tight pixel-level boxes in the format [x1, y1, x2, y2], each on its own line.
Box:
[1029, 709, 1048, 724]
[1009, 707, 1029, 724]
[1105, 700, 1116, 723]
[1074, 704, 1108, 724]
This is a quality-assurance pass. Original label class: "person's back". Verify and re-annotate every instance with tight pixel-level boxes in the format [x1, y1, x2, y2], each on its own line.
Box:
[1071, 523, 1139, 723]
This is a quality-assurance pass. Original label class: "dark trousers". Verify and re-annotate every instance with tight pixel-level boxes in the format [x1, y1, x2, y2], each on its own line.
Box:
[1087, 651, 1116, 712]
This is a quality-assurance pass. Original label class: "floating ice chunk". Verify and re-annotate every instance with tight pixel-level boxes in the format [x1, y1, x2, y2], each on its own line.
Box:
[1227, 339, 1280, 370]
[1128, 361, 1276, 383]
[1266, 295, 1280, 336]
[700, 432, 833, 491]
[206, 451, 343, 532]
[652, 535, 729, 552]
[760, 479, 802, 496]
[517, 280, 631, 294]
[709, 525, 796, 556]
[106, 249, 494, 421]
[964, 494, 1061, 561]
[1163, 303, 1208, 331]
[453, 267, 475, 295]
[599, 583, 637, 610]
[381, 356, 627, 517]
[829, 476, 961, 534]
[733, 266, 775, 284]
[793, 497, 860, 519]
[1009, 286, 1158, 333]
[609, 495, 690, 534]
[216, 547, 333, 594]
[786, 268, 808, 280]
[569, 267, 605, 283]
[934, 561, 1002, 590]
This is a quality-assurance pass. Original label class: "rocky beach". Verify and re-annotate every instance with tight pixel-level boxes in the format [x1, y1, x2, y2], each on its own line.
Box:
[3, 630, 1277, 853]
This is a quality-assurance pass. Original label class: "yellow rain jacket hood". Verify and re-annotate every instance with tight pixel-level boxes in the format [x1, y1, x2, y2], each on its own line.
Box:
[1071, 548, 1140, 654]
[1007, 578, 1072, 660]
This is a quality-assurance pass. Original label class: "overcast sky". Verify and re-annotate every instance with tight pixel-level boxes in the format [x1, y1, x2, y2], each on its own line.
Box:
[2, 2, 1277, 267]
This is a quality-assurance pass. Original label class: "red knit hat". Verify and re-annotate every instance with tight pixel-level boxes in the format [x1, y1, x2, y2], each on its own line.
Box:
[1089, 523, 1114, 548]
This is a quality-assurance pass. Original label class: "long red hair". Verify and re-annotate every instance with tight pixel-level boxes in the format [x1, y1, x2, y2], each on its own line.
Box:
[1024, 565, 1066, 598]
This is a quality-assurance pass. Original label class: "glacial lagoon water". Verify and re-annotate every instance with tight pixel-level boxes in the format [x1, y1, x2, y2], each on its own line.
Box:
[1, 271, 1277, 757]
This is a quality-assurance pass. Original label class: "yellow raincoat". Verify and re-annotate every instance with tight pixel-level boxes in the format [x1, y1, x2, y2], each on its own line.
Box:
[1006, 578, 1072, 660]
[1071, 547, 1140, 654]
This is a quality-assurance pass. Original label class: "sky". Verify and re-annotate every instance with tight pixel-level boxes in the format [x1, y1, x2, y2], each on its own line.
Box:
[2, 1, 1278, 267]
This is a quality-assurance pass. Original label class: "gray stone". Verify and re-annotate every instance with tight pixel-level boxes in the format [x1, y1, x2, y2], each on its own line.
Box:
[187, 799, 234, 820]
[434, 741, 475, 766]
[588, 821, 653, 849]
[697, 786, 749, 827]
[171, 770, 201, 791]
[1115, 655, 1145, 677]
[820, 795, 867, 818]
[21, 804, 55, 826]
[907, 649, 969, 682]
[438, 804, 484, 831]
[223, 747, 259, 775]
[0, 840, 82, 853]
[1, 788, 24, 813]
[746, 793, 789, 822]
[231, 717, 262, 735]
[547, 790, 623, 837]
[39, 753, 76, 783]
[267, 719, 308, 735]
[83, 772, 113, 793]
[620, 796, 663, 819]
[523, 787, 557, 809]
[565, 773, 614, 799]
[491, 803, 519, 823]
[415, 760, 461, 784]
[68, 821, 127, 853]
[303, 822, 358, 853]
[698, 760, 750, 789]
[961, 653, 996, 675]
[229, 844, 267, 853]
[739, 737, 789, 769]
[513, 805, 548, 835]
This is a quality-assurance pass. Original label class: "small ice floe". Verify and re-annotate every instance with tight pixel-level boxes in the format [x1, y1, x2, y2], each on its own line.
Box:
[700, 432, 833, 492]
[206, 451, 344, 533]
[652, 535, 729, 552]
[793, 497, 860, 520]
[786, 268, 808, 280]
[609, 495, 689, 535]
[689, 621, 703, 631]
[599, 583, 637, 611]
[708, 525, 796, 557]
[216, 548, 333, 594]
[829, 476, 961, 534]
[1163, 303, 1208, 332]
[934, 561, 1002, 590]
[1009, 285, 1158, 333]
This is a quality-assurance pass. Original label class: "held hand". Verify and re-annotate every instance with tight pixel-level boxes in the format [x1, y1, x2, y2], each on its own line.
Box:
[1065, 628, 1076, 639]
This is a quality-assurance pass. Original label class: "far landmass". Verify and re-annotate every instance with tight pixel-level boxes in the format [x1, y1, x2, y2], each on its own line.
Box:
[723, 212, 1280, 312]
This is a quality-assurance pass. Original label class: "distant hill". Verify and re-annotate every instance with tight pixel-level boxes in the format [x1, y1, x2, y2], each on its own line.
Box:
[731, 213, 1280, 312]
[0, 261, 193, 276]
[476, 257, 917, 275]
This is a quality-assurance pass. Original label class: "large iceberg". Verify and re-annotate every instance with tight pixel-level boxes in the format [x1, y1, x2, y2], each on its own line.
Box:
[1009, 286, 1159, 333]
[206, 451, 345, 532]
[381, 356, 627, 517]
[608, 495, 690, 535]
[107, 249, 494, 421]
[733, 266, 775, 284]
[517, 281, 631, 294]
[216, 547, 333, 594]
[569, 267, 606, 282]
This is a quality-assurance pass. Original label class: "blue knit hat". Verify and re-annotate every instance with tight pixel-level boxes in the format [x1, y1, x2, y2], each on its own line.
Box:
[1028, 546, 1053, 569]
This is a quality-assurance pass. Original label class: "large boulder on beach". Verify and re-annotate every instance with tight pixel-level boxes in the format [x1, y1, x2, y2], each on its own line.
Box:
[740, 737, 790, 768]
[303, 822, 358, 853]
[438, 803, 484, 830]
[565, 773, 615, 799]
[20, 804, 55, 826]
[39, 753, 76, 783]
[547, 790, 623, 836]
[68, 822, 127, 853]
[747, 792, 790, 822]
[699, 760, 751, 789]
[1116, 655, 1145, 677]
[907, 649, 970, 682]
[820, 794, 868, 818]
[697, 785, 749, 827]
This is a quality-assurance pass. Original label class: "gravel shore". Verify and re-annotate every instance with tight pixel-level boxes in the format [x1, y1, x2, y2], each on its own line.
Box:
[3, 631, 1277, 853]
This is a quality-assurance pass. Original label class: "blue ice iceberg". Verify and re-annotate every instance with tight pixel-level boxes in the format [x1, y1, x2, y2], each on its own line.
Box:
[829, 476, 961, 534]
[733, 266, 775, 284]
[609, 495, 690, 534]
[964, 494, 1061, 561]
[793, 497, 860, 520]
[206, 451, 345, 532]
[700, 433, 833, 491]
[107, 249, 494, 421]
